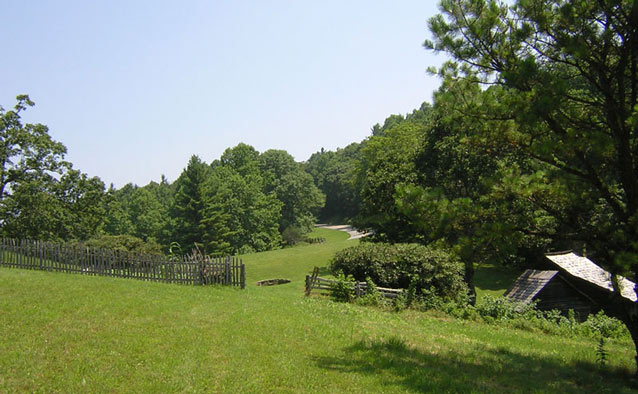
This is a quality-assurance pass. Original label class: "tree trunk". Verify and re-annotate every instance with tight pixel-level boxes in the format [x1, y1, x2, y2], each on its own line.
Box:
[620, 315, 638, 387]
[605, 299, 638, 378]
[464, 261, 476, 306]
[630, 328, 638, 379]
[624, 314, 638, 378]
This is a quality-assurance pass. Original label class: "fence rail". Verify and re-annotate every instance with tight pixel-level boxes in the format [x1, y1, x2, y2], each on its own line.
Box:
[305, 272, 402, 299]
[0, 238, 245, 288]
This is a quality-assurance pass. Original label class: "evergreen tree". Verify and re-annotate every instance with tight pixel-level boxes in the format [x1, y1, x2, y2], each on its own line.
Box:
[171, 155, 211, 252]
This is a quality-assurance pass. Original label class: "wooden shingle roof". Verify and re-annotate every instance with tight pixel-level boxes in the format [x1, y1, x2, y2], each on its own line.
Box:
[504, 269, 559, 303]
[546, 252, 637, 302]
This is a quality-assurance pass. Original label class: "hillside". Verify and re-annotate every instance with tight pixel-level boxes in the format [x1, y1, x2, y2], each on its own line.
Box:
[0, 227, 635, 393]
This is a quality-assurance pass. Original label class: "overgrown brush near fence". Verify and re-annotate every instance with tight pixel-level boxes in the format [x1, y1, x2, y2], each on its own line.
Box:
[305, 272, 402, 299]
[0, 238, 245, 288]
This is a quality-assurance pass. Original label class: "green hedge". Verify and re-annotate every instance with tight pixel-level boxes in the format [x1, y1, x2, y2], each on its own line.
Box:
[79, 235, 163, 255]
[330, 243, 466, 300]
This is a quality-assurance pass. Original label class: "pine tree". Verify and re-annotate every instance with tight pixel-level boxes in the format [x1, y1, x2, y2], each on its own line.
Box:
[170, 155, 211, 253]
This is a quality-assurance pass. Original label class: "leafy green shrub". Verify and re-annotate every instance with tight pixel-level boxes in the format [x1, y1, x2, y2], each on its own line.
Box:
[405, 276, 419, 307]
[356, 277, 385, 307]
[330, 243, 467, 301]
[392, 292, 408, 312]
[474, 295, 538, 321]
[419, 286, 447, 311]
[330, 272, 356, 303]
[237, 244, 256, 255]
[581, 310, 629, 339]
[80, 235, 163, 255]
[424, 295, 631, 341]
[282, 226, 305, 246]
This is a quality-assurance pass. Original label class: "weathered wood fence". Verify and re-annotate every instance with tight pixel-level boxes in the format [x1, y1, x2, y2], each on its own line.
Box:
[0, 238, 245, 288]
[305, 272, 403, 299]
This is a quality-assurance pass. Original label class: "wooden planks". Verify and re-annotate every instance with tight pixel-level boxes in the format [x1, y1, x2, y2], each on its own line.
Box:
[305, 271, 403, 299]
[305, 266, 320, 296]
[0, 238, 245, 288]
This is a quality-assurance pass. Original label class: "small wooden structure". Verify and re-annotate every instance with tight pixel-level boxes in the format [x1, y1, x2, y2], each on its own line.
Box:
[505, 252, 637, 321]
[504, 269, 595, 320]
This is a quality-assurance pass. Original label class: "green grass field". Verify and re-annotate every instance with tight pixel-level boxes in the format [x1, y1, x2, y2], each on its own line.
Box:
[1, 228, 636, 393]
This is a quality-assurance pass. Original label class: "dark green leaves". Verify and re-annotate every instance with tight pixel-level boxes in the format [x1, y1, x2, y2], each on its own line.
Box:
[0, 95, 105, 241]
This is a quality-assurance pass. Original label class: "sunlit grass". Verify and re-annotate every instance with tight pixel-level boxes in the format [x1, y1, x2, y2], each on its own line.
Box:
[0, 228, 635, 393]
[474, 263, 523, 301]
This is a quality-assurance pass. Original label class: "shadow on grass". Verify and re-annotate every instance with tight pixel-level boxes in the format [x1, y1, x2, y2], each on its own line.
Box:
[474, 264, 523, 293]
[304, 266, 333, 277]
[317, 266, 332, 277]
[315, 337, 634, 393]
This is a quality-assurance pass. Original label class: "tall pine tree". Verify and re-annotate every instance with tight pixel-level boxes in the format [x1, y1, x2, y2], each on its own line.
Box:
[171, 155, 211, 252]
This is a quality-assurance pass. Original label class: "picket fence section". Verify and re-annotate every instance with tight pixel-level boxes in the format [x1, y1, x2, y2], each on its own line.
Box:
[0, 238, 245, 288]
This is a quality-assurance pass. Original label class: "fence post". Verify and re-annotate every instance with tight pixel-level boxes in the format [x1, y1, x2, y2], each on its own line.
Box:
[240, 262, 246, 289]
[305, 267, 319, 296]
[198, 258, 204, 286]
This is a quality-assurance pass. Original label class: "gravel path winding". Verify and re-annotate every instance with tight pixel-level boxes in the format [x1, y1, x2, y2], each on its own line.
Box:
[315, 224, 370, 240]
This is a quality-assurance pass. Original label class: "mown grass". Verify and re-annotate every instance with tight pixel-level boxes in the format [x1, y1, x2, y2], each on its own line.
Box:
[242, 227, 352, 290]
[1, 228, 636, 393]
[474, 263, 523, 300]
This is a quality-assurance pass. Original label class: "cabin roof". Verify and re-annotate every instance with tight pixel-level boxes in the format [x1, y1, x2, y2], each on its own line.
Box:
[504, 269, 559, 304]
[545, 252, 637, 302]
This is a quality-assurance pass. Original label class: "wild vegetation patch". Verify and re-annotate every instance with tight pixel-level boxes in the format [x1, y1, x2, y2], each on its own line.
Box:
[330, 242, 467, 300]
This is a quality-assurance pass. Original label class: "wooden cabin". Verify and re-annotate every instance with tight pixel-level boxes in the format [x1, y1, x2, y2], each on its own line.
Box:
[504, 252, 637, 321]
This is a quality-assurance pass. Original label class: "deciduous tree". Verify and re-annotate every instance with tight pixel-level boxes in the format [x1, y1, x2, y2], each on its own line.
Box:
[0, 95, 106, 241]
[260, 149, 324, 232]
[306, 143, 362, 223]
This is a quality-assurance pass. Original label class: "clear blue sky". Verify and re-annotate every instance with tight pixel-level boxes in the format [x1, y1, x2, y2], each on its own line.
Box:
[1, 1, 447, 187]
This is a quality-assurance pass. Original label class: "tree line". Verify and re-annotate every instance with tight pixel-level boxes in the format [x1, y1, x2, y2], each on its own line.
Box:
[0, 97, 324, 255]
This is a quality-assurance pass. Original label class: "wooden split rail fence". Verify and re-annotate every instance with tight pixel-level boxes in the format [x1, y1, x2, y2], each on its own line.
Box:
[305, 271, 403, 299]
[0, 238, 245, 288]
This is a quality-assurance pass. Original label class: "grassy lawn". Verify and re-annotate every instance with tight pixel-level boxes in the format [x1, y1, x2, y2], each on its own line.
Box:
[474, 263, 523, 300]
[242, 227, 352, 291]
[1, 228, 636, 393]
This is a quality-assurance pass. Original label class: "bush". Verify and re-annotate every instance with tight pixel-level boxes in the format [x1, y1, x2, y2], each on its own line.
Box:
[474, 295, 537, 321]
[435, 296, 631, 341]
[80, 235, 163, 255]
[237, 244, 256, 255]
[356, 277, 386, 307]
[330, 272, 356, 302]
[330, 243, 467, 301]
[581, 310, 629, 339]
[282, 226, 305, 246]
